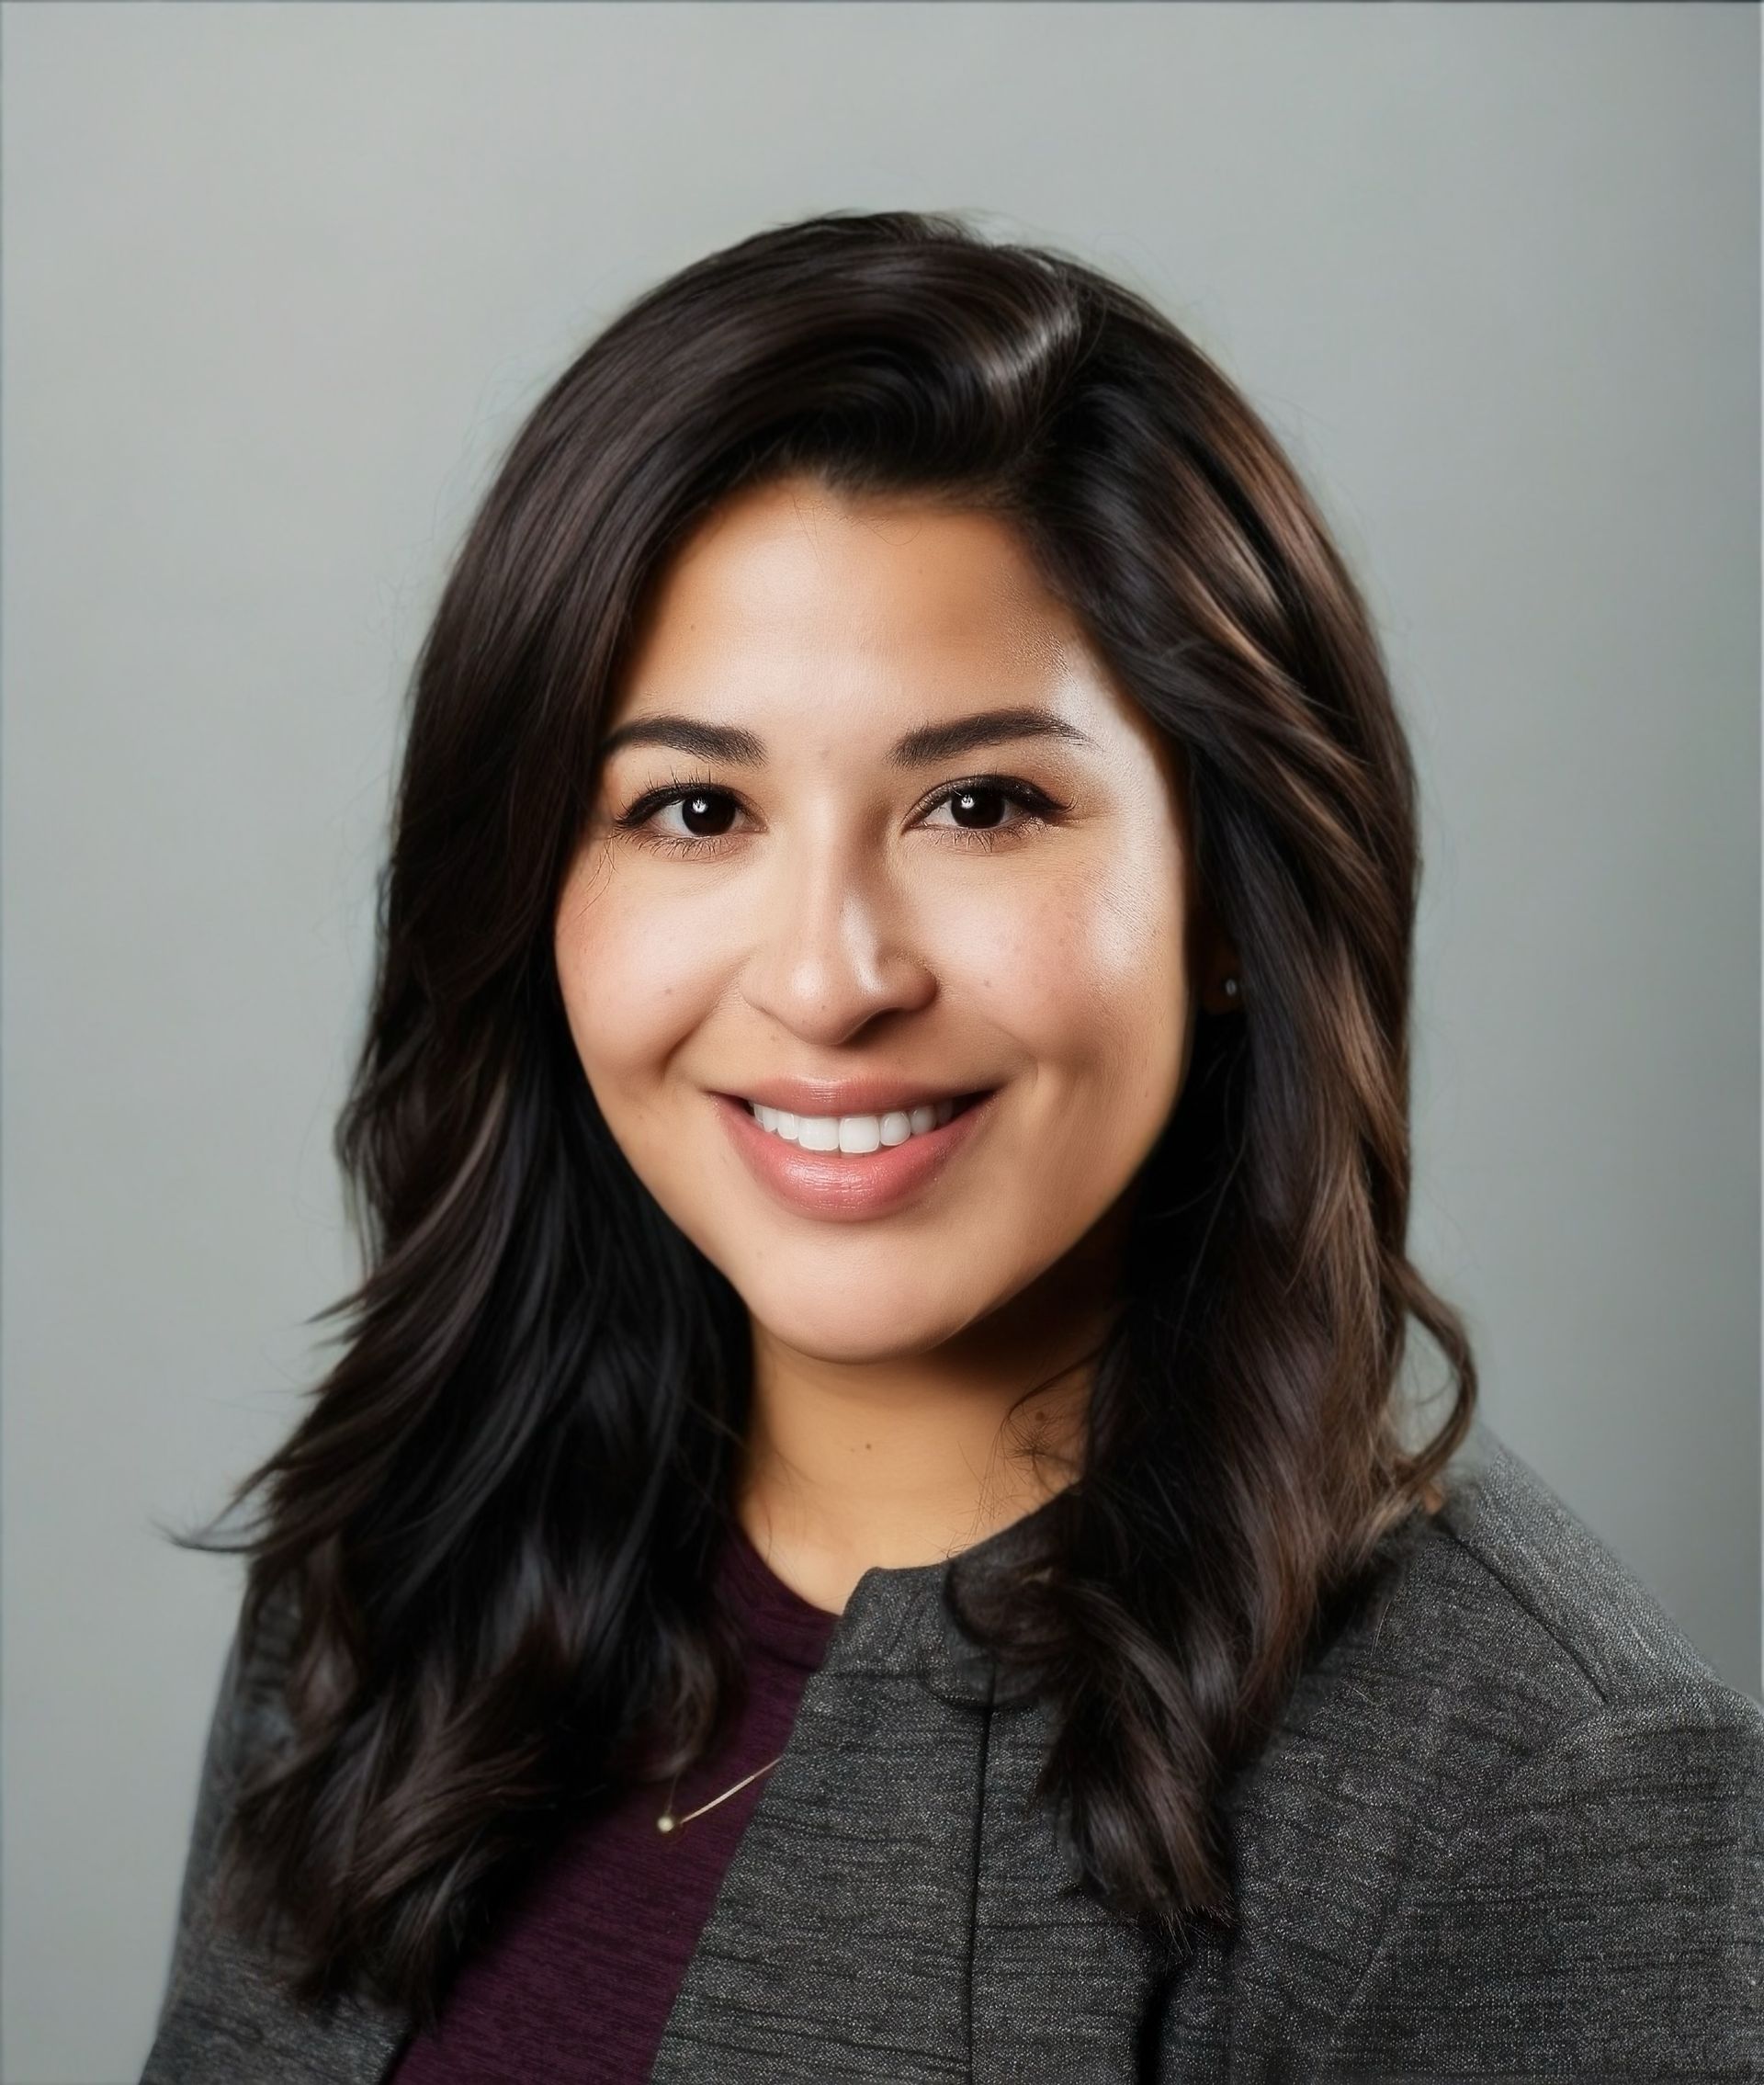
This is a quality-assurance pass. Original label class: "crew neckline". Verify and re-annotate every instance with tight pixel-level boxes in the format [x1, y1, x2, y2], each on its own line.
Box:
[722, 1516, 842, 1671]
[720, 1487, 1073, 1678]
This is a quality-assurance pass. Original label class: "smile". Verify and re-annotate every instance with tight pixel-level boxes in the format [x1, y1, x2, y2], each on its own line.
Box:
[715, 1089, 999, 1221]
[741, 1093, 979, 1152]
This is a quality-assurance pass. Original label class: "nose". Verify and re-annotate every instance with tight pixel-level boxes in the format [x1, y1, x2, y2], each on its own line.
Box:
[737, 828, 935, 1046]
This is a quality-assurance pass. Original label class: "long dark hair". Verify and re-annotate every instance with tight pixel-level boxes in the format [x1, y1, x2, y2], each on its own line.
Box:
[174, 208, 1476, 2023]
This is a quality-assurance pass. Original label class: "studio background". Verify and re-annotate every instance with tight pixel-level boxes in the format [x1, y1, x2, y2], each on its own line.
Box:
[3, 5, 1758, 2080]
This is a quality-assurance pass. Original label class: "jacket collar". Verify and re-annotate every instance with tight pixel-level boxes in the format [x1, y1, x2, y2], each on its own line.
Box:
[808, 1487, 1064, 1699]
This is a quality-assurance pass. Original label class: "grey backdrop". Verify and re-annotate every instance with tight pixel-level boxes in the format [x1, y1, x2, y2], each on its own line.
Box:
[4, 5, 1758, 2080]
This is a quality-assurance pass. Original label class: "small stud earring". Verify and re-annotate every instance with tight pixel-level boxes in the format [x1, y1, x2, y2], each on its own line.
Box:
[1222, 976, 1239, 1000]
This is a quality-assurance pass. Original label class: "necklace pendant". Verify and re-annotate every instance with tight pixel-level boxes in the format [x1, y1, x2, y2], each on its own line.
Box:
[654, 1751, 785, 1838]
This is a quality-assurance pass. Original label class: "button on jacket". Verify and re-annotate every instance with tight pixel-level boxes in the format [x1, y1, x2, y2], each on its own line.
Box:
[142, 1421, 1764, 2082]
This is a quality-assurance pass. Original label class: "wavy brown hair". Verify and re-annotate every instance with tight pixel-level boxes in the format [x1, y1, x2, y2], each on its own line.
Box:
[173, 207, 1476, 2024]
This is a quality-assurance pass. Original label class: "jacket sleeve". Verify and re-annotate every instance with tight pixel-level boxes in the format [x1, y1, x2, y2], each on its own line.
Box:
[1317, 1692, 1764, 2079]
[141, 1582, 416, 2085]
[149, 1583, 294, 2041]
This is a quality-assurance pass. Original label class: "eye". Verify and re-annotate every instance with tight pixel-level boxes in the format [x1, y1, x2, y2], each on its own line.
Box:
[608, 773, 1064, 858]
[611, 781, 747, 857]
[917, 776, 1059, 849]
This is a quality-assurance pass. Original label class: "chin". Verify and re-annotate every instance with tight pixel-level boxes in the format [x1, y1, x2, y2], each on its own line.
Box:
[736, 1274, 987, 1366]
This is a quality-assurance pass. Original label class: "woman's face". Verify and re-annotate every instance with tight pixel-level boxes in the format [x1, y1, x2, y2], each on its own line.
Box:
[554, 474, 1213, 1366]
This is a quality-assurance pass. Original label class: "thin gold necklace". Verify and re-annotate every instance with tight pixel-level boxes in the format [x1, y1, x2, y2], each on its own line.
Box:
[655, 1752, 786, 1835]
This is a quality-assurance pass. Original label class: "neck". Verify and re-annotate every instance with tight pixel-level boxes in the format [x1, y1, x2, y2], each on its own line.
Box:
[735, 1220, 1124, 1615]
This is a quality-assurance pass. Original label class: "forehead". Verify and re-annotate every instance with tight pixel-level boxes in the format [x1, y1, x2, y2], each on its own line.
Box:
[612, 476, 1094, 717]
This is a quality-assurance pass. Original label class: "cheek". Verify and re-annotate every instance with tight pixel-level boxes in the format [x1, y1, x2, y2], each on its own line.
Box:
[551, 854, 721, 1088]
[970, 839, 1187, 1099]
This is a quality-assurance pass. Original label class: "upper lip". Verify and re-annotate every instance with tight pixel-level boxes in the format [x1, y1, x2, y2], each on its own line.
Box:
[717, 1077, 994, 1118]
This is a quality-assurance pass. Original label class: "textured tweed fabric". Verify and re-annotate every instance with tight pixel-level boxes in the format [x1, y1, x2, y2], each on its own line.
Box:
[141, 1419, 1764, 2081]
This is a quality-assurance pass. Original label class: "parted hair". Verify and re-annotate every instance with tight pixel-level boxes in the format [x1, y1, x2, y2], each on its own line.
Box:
[174, 208, 1476, 2024]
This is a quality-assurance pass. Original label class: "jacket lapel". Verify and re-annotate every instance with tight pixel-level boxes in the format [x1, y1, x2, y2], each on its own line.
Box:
[650, 1517, 1176, 2081]
[649, 1651, 988, 2080]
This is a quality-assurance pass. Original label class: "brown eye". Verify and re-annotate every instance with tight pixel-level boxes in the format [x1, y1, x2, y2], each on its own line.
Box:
[673, 791, 738, 839]
[612, 773, 1063, 860]
[944, 786, 1012, 830]
[612, 783, 748, 856]
[919, 776, 1060, 845]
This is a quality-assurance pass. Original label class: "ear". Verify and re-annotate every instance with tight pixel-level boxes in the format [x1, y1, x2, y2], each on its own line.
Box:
[1192, 905, 1242, 1016]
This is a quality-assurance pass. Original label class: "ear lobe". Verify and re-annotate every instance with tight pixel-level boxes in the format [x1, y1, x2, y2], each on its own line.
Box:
[1192, 912, 1242, 1015]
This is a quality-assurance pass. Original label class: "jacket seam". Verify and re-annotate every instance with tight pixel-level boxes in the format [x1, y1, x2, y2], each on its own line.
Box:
[1315, 1696, 1761, 2066]
[1432, 1517, 1611, 1706]
[964, 1653, 997, 2082]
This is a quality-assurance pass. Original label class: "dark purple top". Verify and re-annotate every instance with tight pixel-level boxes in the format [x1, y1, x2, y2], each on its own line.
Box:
[388, 1522, 840, 2085]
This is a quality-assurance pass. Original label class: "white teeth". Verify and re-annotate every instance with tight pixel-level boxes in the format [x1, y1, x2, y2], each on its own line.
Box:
[749, 1096, 964, 1148]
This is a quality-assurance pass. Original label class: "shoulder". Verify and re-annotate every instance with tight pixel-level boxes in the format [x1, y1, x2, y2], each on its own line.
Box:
[1413, 1416, 1755, 1722]
[206, 1573, 306, 1782]
[1296, 1414, 1762, 1775]
[1240, 1415, 1761, 1835]
[1215, 1418, 1764, 2074]
[146, 1575, 412, 2082]
[150, 1575, 305, 2039]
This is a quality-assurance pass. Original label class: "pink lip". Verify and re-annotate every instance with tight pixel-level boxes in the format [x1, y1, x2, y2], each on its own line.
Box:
[718, 1076, 981, 1117]
[714, 1089, 999, 1222]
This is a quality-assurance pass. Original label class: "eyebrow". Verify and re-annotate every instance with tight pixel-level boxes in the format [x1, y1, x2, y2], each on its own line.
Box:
[595, 704, 1097, 770]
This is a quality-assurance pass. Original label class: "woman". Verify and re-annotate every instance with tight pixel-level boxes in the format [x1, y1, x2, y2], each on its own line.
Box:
[143, 210, 1762, 2083]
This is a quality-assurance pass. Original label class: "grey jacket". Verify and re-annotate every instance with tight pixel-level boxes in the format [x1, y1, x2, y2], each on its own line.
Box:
[143, 1420, 1764, 2082]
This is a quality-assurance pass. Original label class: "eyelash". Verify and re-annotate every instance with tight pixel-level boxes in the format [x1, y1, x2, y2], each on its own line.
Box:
[610, 774, 1064, 859]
